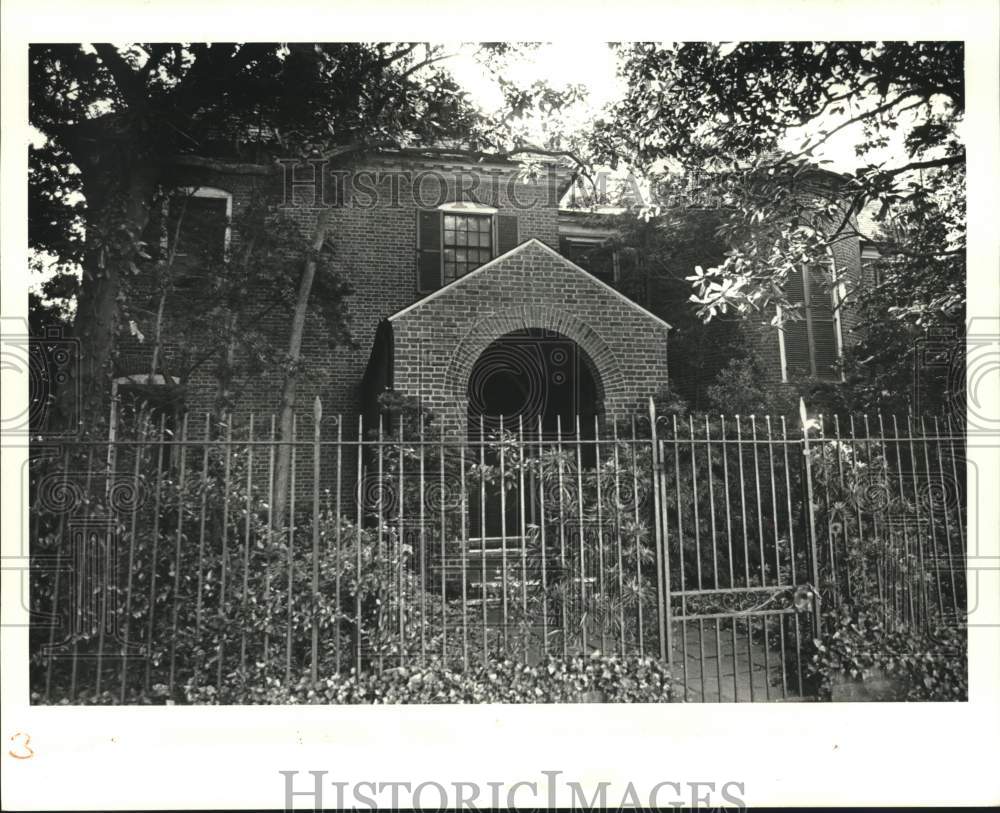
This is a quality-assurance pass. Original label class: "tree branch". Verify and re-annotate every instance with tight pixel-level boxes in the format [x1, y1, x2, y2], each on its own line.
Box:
[167, 155, 274, 175]
[173, 43, 262, 114]
[92, 44, 147, 110]
[378, 43, 419, 67]
[399, 50, 457, 80]
[776, 89, 924, 166]
[503, 144, 596, 199]
[143, 43, 171, 77]
[869, 153, 965, 178]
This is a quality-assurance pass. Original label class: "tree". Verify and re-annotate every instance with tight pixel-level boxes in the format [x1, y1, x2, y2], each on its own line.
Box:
[31, 41, 592, 532]
[838, 179, 966, 415]
[113, 186, 352, 419]
[591, 41, 965, 325]
[29, 43, 494, 434]
[572, 208, 741, 409]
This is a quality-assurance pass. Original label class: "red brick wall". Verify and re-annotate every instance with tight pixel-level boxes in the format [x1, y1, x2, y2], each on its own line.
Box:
[138, 154, 564, 428]
[390, 240, 671, 435]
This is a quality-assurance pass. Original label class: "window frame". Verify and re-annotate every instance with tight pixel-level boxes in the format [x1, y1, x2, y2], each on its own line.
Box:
[108, 374, 185, 470]
[861, 243, 884, 287]
[776, 257, 845, 383]
[108, 374, 183, 436]
[559, 235, 621, 284]
[162, 186, 233, 262]
[438, 201, 497, 286]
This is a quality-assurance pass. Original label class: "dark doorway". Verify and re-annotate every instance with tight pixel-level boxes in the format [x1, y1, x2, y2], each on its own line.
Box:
[467, 328, 601, 538]
[467, 328, 599, 439]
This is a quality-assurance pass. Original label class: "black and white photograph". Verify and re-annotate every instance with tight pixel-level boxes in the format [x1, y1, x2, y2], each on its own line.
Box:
[2, 1, 998, 808]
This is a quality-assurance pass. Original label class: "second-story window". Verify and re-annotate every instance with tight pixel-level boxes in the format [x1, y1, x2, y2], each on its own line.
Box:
[559, 236, 618, 285]
[416, 205, 519, 294]
[861, 243, 884, 287]
[443, 213, 493, 282]
[779, 262, 844, 381]
[163, 187, 232, 289]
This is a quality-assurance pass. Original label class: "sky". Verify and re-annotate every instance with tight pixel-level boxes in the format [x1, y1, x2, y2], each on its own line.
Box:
[447, 42, 625, 134]
[444, 42, 919, 176]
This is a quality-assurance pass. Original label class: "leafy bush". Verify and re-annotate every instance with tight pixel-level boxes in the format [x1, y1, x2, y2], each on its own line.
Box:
[180, 652, 677, 705]
[806, 603, 967, 701]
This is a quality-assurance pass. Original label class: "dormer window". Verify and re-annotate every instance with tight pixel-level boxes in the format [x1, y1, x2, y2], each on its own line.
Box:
[416, 203, 519, 294]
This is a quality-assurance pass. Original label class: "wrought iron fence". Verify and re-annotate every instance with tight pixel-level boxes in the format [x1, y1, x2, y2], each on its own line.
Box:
[654, 409, 966, 701]
[28, 401, 967, 704]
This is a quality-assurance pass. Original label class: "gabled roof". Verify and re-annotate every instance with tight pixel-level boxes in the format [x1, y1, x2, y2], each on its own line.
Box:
[387, 238, 672, 330]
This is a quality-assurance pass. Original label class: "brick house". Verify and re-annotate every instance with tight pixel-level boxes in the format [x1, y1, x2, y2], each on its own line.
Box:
[113, 147, 864, 441]
[65, 147, 875, 686]
[115, 149, 665, 440]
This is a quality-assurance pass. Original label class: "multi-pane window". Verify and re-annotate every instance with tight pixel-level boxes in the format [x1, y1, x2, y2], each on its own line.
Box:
[781, 264, 842, 381]
[443, 213, 493, 282]
[416, 208, 518, 293]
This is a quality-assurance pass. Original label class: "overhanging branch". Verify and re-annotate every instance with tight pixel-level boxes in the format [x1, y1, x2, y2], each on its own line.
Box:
[92, 44, 148, 111]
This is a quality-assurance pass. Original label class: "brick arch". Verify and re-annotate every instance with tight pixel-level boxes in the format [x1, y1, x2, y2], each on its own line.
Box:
[443, 306, 627, 413]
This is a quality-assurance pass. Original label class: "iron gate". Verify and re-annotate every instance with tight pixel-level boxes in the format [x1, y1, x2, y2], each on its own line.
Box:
[651, 407, 817, 702]
[651, 400, 966, 702]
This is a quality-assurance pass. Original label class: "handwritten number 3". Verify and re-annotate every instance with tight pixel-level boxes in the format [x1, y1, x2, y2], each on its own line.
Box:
[9, 732, 34, 759]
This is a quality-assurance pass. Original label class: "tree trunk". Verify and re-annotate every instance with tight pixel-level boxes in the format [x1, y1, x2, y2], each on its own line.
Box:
[56, 136, 158, 437]
[68, 241, 120, 435]
[213, 231, 259, 420]
[272, 209, 333, 526]
[213, 311, 239, 421]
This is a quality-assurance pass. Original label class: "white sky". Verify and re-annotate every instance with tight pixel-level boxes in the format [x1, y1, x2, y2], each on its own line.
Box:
[447, 42, 625, 130]
[445, 42, 924, 176]
[445, 42, 630, 166]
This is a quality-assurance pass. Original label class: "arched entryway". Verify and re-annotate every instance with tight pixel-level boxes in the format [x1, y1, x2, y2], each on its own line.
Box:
[466, 327, 602, 439]
[466, 328, 602, 538]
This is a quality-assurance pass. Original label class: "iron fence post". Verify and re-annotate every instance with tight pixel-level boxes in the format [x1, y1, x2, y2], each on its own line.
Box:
[33, 400, 969, 703]
[799, 398, 822, 639]
[311, 397, 321, 684]
[648, 398, 671, 667]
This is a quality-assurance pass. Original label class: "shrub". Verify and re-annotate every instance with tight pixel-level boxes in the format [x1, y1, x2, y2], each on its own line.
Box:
[705, 343, 856, 418]
[180, 652, 677, 705]
[806, 602, 967, 701]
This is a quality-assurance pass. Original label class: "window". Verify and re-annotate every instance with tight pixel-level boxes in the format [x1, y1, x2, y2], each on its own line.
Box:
[559, 237, 618, 285]
[778, 263, 843, 381]
[164, 187, 232, 287]
[443, 213, 493, 282]
[108, 375, 185, 469]
[861, 244, 884, 287]
[416, 206, 520, 293]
